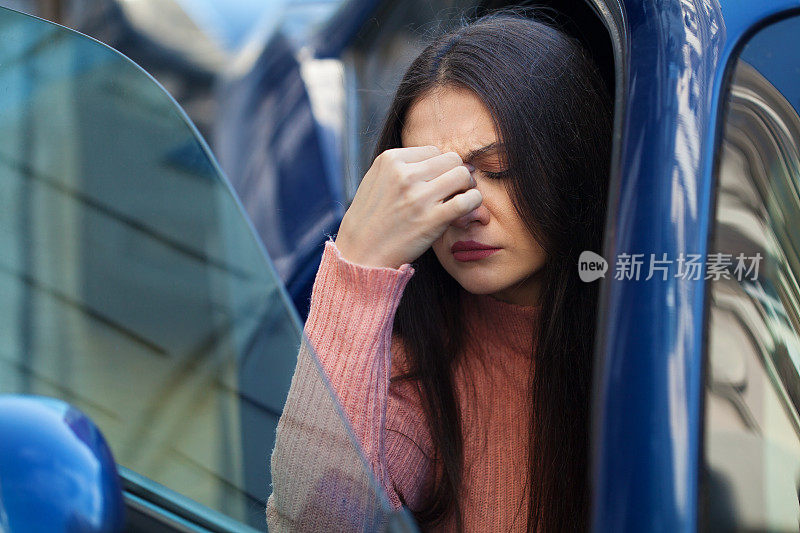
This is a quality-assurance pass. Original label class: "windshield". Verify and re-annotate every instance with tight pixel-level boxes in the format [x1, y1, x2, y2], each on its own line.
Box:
[0, 6, 394, 530]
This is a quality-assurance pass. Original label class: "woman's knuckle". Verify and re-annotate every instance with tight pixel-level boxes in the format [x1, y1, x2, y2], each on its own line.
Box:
[397, 184, 413, 203]
[396, 168, 414, 187]
[398, 183, 419, 204]
[379, 150, 398, 166]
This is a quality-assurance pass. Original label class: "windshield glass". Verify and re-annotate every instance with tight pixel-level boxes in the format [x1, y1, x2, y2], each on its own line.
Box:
[0, 7, 393, 530]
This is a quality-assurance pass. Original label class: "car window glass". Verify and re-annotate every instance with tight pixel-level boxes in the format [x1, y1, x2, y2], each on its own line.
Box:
[0, 7, 394, 530]
[702, 14, 800, 532]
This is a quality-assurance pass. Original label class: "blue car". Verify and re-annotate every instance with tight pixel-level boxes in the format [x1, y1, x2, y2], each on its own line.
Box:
[1, 0, 800, 531]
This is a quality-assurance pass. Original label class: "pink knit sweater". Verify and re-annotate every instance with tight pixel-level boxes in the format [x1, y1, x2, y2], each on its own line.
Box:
[267, 241, 540, 532]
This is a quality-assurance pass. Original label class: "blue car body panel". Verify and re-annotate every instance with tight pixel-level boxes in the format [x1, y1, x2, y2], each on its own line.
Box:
[592, 0, 800, 531]
[0, 395, 125, 532]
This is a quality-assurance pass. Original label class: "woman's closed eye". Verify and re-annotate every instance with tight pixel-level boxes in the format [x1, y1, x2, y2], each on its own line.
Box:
[482, 169, 510, 180]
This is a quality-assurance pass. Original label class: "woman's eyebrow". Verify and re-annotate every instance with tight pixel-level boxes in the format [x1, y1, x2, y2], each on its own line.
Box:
[463, 142, 505, 162]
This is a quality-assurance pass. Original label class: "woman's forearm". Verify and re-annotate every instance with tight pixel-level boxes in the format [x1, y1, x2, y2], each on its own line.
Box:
[267, 240, 425, 531]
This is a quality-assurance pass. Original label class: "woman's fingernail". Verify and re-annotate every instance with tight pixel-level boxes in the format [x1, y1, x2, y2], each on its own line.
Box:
[465, 163, 475, 173]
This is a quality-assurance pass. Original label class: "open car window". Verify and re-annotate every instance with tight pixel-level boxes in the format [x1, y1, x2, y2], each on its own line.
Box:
[702, 13, 800, 532]
[0, 6, 395, 531]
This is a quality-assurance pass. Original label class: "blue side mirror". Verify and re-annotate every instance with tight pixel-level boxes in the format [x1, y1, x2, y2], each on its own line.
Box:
[0, 395, 125, 532]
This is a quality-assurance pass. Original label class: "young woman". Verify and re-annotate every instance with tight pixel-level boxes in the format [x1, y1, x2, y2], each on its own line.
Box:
[267, 12, 612, 532]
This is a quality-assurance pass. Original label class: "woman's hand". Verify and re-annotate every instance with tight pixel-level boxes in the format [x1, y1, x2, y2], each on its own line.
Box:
[335, 146, 482, 269]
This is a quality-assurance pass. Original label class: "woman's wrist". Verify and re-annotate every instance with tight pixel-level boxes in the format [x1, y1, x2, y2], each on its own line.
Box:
[332, 235, 405, 270]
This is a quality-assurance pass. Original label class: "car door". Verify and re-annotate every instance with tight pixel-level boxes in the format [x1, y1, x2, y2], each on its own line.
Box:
[591, 1, 800, 531]
[0, 6, 415, 531]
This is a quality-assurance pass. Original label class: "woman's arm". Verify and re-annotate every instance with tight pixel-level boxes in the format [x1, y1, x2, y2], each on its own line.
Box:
[266, 241, 432, 531]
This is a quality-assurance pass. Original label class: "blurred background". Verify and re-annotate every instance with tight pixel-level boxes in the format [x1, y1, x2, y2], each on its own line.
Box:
[0, 0, 613, 321]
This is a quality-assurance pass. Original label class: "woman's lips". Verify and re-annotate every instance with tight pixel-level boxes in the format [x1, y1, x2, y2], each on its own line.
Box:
[450, 240, 501, 262]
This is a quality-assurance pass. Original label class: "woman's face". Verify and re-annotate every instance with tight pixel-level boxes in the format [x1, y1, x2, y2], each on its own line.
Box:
[401, 85, 548, 307]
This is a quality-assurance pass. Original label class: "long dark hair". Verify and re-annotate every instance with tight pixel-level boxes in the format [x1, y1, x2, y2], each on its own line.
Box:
[377, 12, 612, 532]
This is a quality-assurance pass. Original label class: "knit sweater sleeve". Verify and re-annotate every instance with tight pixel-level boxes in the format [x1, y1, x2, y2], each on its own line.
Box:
[266, 240, 433, 531]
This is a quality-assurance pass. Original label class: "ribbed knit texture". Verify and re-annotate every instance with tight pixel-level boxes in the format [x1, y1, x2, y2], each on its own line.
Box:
[267, 240, 541, 532]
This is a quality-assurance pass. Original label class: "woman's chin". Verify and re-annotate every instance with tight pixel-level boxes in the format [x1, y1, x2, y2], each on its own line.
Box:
[450, 274, 505, 296]
[435, 253, 518, 296]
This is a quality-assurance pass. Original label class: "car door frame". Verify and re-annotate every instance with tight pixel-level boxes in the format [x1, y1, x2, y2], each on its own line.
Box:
[591, 1, 800, 531]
